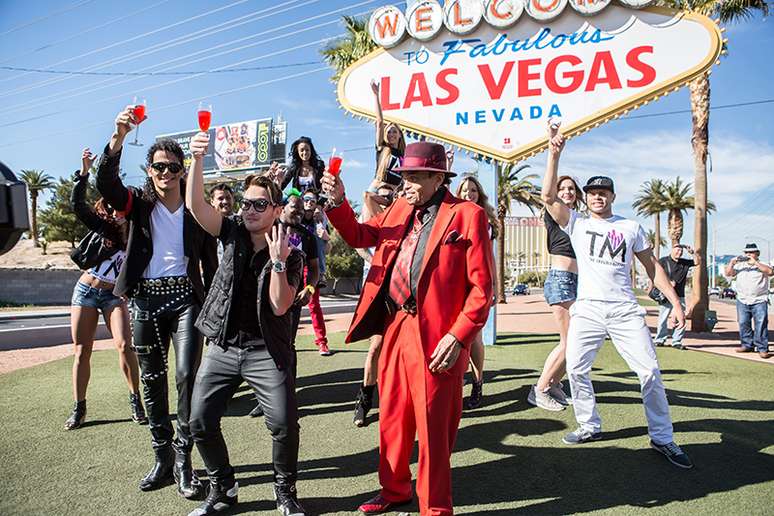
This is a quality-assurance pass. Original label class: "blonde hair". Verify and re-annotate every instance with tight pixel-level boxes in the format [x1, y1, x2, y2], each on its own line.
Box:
[375, 123, 406, 182]
[455, 175, 498, 239]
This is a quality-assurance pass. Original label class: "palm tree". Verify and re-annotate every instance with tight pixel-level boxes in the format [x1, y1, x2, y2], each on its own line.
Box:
[19, 169, 55, 247]
[320, 15, 376, 82]
[632, 179, 666, 258]
[659, 0, 768, 331]
[661, 177, 716, 247]
[646, 229, 667, 251]
[496, 163, 542, 303]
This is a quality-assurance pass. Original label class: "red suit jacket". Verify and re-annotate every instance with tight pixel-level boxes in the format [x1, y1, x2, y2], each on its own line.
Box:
[327, 190, 494, 358]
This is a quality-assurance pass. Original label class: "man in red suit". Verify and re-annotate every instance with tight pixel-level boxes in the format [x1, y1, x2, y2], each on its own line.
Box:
[321, 142, 494, 515]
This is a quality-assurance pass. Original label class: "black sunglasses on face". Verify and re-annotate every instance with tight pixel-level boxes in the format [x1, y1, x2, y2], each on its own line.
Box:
[242, 198, 273, 212]
[150, 162, 184, 175]
[302, 196, 316, 203]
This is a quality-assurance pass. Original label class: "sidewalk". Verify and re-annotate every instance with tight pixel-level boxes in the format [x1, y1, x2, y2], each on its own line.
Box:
[497, 293, 773, 364]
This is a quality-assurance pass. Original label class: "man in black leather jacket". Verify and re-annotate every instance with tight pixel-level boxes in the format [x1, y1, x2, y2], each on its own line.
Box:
[96, 106, 217, 500]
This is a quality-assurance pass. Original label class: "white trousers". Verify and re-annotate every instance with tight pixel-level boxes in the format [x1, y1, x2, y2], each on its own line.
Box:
[566, 299, 674, 445]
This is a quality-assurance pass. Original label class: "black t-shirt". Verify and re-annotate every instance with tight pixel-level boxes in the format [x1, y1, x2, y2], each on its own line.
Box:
[544, 210, 575, 259]
[659, 256, 695, 298]
[223, 247, 270, 347]
[376, 146, 404, 186]
[283, 222, 318, 262]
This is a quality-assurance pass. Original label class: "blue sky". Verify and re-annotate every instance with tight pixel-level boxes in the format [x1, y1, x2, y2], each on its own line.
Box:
[0, 0, 772, 258]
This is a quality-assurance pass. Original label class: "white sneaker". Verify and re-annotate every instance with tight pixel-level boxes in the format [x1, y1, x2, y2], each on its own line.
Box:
[527, 385, 565, 411]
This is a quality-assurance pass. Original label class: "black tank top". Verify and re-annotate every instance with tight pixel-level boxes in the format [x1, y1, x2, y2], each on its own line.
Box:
[544, 210, 575, 259]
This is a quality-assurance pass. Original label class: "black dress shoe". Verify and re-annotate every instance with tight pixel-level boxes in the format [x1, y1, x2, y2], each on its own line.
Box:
[275, 483, 308, 516]
[129, 393, 148, 425]
[188, 478, 238, 516]
[64, 400, 87, 430]
[173, 445, 203, 499]
[139, 446, 174, 491]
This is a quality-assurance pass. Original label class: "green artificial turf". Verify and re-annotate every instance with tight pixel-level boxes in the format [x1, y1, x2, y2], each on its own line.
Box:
[1, 333, 773, 515]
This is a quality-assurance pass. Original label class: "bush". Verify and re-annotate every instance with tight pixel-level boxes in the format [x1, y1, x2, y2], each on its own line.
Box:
[517, 270, 547, 287]
[325, 229, 363, 282]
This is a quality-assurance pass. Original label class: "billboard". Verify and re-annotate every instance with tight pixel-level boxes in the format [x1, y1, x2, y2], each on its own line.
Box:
[339, 3, 722, 163]
[156, 118, 275, 174]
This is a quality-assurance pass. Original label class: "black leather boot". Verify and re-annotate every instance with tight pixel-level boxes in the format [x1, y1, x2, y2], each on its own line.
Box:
[466, 380, 483, 410]
[139, 446, 174, 491]
[275, 483, 307, 516]
[173, 444, 203, 500]
[353, 385, 374, 427]
[129, 392, 148, 425]
[64, 400, 87, 430]
[188, 477, 238, 516]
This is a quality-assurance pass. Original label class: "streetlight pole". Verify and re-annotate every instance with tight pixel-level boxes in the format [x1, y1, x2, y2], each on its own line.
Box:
[744, 235, 772, 264]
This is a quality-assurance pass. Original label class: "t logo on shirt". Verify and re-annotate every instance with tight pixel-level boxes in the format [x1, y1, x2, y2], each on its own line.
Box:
[587, 230, 627, 263]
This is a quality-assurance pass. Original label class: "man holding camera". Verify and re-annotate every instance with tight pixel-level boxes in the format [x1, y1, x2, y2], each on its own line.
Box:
[726, 243, 772, 359]
[652, 244, 698, 350]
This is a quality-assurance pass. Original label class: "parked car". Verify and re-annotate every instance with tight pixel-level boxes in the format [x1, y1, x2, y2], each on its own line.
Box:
[512, 283, 530, 296]
[709, 287, 721, 296]
[721, 288, 736, 300]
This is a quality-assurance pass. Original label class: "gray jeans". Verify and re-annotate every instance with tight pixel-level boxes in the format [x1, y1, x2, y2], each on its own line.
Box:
[654, 297, 686, 346]
[189, 344, 299, 485]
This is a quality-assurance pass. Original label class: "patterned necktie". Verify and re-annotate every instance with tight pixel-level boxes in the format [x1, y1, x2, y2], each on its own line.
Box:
[389, 210, 424, 307]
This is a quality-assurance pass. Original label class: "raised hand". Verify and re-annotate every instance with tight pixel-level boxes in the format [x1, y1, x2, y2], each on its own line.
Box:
[190, 131, 210, 159]
[265, 224, 291, 264]
[321, 168, 345, 206]
[370, 79, 380, 96]
[115, 105, 136, 138]
[81, 148, 95, 175]
[547, 120, 565, 156]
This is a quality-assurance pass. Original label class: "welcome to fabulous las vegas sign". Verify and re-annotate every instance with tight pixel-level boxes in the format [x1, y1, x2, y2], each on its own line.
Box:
[336, 0, 723, 163]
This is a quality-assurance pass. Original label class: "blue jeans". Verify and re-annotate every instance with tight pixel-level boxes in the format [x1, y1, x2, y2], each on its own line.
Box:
[543, 269, 578, 306]
[736, 301, 769, 352]
[654, 297, 686, 347]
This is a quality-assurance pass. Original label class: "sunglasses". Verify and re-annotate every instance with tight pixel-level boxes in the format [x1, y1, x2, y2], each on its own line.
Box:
[242, 198, 273, 212]
[150, 162, 184, 175]
[302, 196, 317, 203]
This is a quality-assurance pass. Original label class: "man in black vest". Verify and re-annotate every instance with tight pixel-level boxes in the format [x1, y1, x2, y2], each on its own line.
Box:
[185, 131, 308, 515]
[96, 106, 217, 499]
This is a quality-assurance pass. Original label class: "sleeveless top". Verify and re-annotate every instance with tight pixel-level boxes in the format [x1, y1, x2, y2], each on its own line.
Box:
[544, 210, 575, 259]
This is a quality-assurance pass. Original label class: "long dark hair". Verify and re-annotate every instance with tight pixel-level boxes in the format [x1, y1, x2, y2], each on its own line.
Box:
[142, 139, 187, 203]
[94, 198, 128, 249]
[283, 136, 325, 191]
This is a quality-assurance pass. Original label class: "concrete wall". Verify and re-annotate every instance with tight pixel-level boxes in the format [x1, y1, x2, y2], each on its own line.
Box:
[0, 268, 81, 305]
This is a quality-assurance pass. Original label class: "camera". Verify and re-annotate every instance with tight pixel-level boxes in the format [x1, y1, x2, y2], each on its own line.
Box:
[0, 161, 30, 256]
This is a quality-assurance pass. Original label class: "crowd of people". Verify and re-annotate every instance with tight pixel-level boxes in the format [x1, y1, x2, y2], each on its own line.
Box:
[61, 99, 770, 515]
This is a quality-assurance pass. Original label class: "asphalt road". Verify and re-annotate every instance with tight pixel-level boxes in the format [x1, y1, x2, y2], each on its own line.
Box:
[0, 297, 358, 351]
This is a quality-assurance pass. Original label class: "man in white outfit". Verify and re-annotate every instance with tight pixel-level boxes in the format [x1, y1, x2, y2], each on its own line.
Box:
[541, 124, 693, 469]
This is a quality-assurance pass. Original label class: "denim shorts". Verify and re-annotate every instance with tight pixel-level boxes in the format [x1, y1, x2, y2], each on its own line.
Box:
[71, 281, 123, 312]
[543, 269, 578, 306]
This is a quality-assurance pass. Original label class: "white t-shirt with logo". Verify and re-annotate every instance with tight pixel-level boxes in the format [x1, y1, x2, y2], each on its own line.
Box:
[89, 250, 126, 283]
[562, 210, 650, 303]
[733, 261, 770, 305]
[143, 203, 189, 279]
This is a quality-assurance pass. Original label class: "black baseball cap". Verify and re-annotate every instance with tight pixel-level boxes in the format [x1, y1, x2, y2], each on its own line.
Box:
[582, 176, 615, 193]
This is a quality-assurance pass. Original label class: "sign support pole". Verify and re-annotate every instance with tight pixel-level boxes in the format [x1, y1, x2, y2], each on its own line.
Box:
[482, 160, 498, 346]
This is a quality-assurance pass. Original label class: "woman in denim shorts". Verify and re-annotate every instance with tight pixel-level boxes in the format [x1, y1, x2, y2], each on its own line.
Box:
[527, 175, 582, 412]
[66, 148, 145, 430]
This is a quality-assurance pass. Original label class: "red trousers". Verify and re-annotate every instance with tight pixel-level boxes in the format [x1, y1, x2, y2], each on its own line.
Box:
[378, 310, 468, 516]
[307, 288, 327, 346]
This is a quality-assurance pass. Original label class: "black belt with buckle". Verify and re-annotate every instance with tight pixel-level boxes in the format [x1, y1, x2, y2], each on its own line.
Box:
[385, 297, 417, 316]
[136, 276, 192, 296]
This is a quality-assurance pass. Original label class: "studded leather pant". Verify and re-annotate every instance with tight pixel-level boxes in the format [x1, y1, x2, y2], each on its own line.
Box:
[130, 278, 203, 451]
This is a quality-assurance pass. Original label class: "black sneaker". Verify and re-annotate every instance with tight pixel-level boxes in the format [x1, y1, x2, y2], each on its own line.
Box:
[129, 393, 148, 425]
[562, 427, 602, 445]
[188, 480, 238, 516]
[64, 400, 86, 430]
[353, 388, 373, 427]
[275, 483, 307, 516]
[650, 440, 693, 469]
[465, 380, 483, 410]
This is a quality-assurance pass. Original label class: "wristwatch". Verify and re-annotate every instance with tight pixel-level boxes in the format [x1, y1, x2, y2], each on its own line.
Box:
[272, 260, 287, 273]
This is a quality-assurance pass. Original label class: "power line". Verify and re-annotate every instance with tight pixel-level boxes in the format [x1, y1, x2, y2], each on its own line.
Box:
[3, 0, 365, 116]
[0, 61, 322, 76]
[0, 0, 97, 38]
[618, 99, 774, 121]
[0, 0, 174, 66]
[0, 0, 251, 89]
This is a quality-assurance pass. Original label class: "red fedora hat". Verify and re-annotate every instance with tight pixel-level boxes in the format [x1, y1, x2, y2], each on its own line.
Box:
[393, 142, 457, 177]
